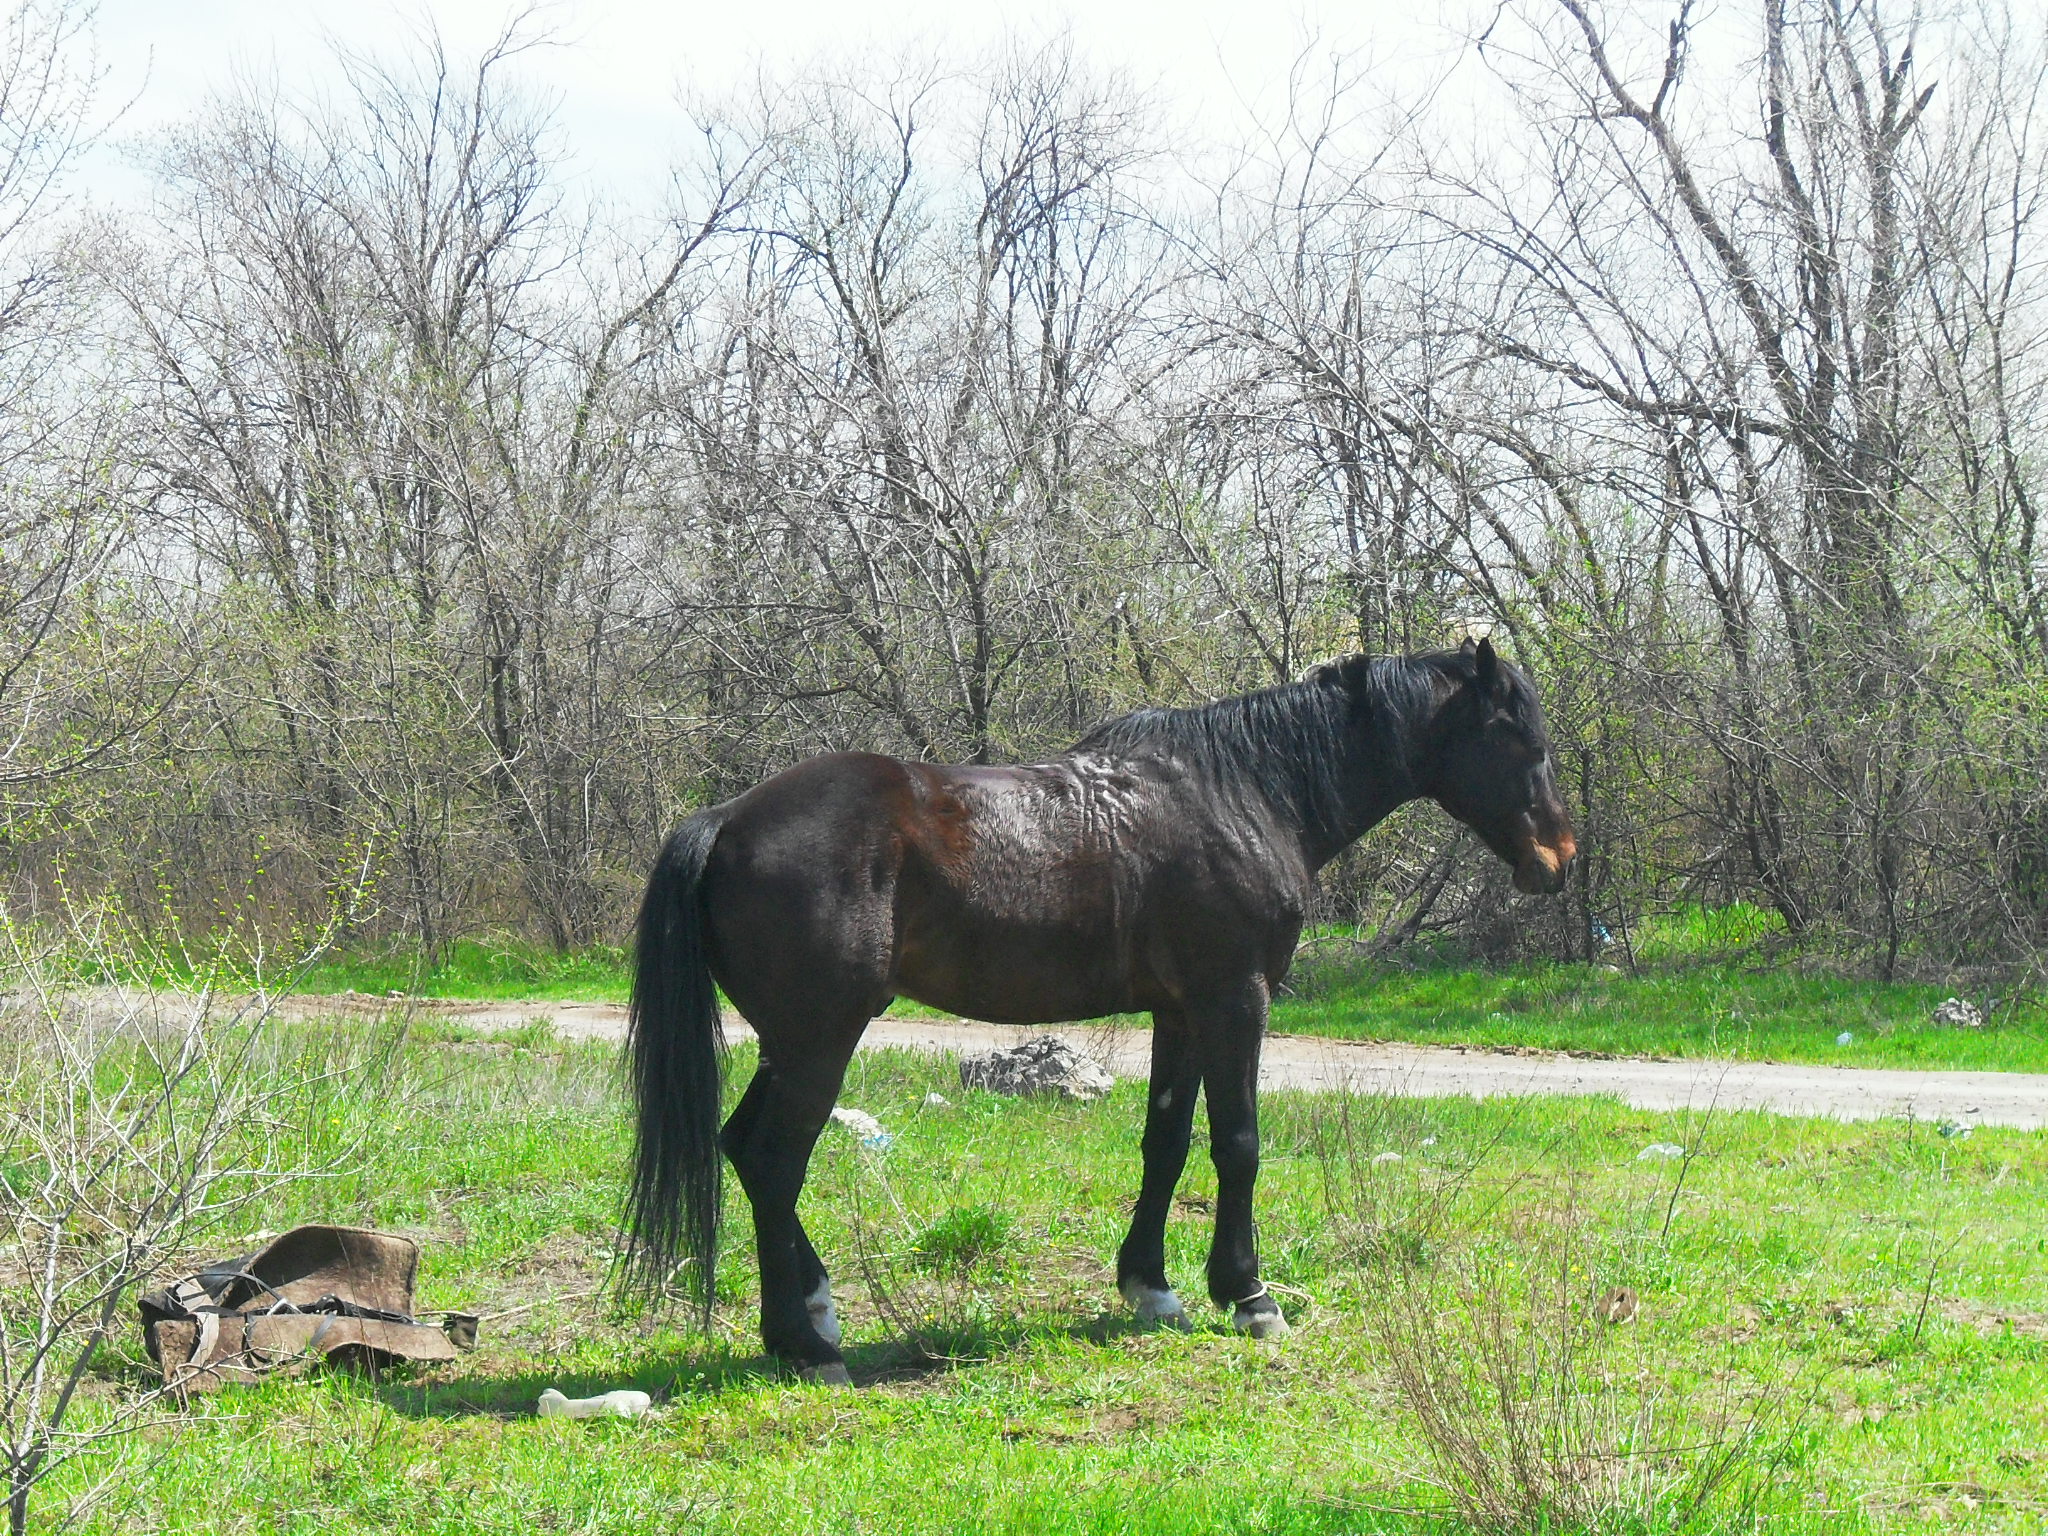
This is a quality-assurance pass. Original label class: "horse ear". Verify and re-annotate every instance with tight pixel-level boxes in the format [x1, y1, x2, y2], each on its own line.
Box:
[1474, 635, 1499, 691]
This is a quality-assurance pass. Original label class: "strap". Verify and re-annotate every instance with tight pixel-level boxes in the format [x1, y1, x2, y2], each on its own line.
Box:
[167, 1276, 214, 1314]
[191, 1309, 220, 1367]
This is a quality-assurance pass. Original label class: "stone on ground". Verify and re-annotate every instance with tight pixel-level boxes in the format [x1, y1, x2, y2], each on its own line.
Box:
[1933, 996, 1984, 1029]
[959, 1035, 1114, 1100]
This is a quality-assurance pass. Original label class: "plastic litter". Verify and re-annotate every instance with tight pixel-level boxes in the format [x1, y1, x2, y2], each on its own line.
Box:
[1419, 1137, 1438, 1147]
[829, 1106, 894, 1150]
[922, 1092, 952, 1108]
[1836, 1031, 1855, 1046]
[538, 1387, 652, 1420]
[1372, 1151, 1403, 1165]
[1636, 1142, 1685, 1160]
[1936, 1120, 1973, 1140]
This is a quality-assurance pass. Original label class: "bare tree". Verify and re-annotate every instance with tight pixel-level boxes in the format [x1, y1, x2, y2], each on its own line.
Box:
[12, 5, 2048, 971]
[0, 912, 392, 1536]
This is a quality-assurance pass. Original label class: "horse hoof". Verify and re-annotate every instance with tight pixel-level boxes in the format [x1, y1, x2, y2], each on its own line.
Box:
[1119, 1280, 1190, 1330]
[800, 1361, 853, 1387]
[1232, 1306, 1289, 1341]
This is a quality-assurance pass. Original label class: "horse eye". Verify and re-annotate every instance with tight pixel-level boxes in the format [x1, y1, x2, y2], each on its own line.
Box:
[1488, 721, 1541, 765]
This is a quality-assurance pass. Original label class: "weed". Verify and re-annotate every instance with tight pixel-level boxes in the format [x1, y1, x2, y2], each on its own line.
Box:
[912, 1204, 1015, 1273]
[1371, 1216, 1811, 1535]
[1301, 1080, 1565, 1284]
[820, 1128, 1020, 1368]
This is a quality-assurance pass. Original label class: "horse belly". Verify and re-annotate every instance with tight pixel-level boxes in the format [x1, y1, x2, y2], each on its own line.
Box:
[893, 934, 1134, 1024]
[891, 880, 1144, 1024]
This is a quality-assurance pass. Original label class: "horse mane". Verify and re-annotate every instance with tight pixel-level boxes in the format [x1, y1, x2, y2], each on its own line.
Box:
[1071, 654, 1441, 849]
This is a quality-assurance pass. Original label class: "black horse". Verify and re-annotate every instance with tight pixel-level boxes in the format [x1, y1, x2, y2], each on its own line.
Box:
[627, 638, 1575, 1382]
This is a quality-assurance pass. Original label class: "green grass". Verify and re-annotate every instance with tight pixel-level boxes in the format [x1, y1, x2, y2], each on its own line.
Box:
[44, 1020, 2048, 1534]
[69, 936, 638, 1003]
[288, 939, 635, 1003]
[1270, 957, 2048, 1071]
[1266, 901, 2048, 1071]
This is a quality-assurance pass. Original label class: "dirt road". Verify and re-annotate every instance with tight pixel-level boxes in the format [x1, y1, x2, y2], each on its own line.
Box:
[305, 994, 2048, 1131]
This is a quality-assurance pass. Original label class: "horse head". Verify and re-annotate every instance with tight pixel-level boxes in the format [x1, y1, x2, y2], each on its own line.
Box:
[1422, 637, 1577, 895]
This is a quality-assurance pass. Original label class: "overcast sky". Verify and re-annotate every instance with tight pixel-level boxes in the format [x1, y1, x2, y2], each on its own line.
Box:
[85, 0, 1477, 203]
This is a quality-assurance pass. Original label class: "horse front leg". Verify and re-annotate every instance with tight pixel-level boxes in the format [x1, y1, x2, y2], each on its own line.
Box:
[1116, 1007, 1201, 1327]
[1196, 976, 1289, 1340]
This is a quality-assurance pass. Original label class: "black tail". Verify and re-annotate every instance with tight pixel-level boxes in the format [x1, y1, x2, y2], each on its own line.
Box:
[624, 811, 728, 1318]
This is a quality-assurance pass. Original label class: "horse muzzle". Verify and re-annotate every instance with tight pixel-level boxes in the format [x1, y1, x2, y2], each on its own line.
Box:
[1512, 830, 1576, 895]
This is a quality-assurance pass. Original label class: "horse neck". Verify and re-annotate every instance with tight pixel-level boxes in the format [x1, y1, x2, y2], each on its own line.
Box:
[1305, 658, 1435, 867]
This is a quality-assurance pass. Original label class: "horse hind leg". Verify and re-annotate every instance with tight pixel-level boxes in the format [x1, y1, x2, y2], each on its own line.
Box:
[727, 1077, 841, 1344]
[721, 1038, 861, 1383]
[703, 773, 908, 1380]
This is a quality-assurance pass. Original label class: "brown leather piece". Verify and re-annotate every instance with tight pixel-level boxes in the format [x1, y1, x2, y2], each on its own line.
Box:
[245, 1313, 457, 1364]
[141, 1225, 465, 1395]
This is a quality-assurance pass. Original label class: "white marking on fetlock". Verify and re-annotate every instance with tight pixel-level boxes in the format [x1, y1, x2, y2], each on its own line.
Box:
[1119, 1276, 1188, 1328]
[1230, 1285, 1289, 1340]
[805, 1279, 842, 1348]
[1232, 1306, 1290, 1340]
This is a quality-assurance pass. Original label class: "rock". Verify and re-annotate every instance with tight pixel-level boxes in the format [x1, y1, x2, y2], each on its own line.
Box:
[1933, 997, 1984, 1029]
[958, 1035, 1114, 1101]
